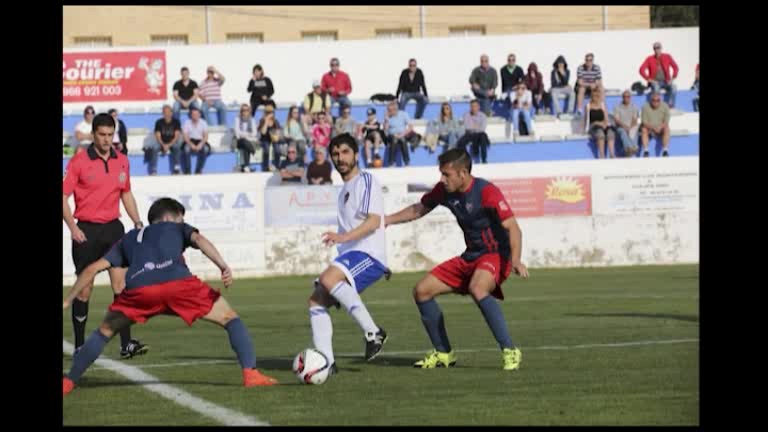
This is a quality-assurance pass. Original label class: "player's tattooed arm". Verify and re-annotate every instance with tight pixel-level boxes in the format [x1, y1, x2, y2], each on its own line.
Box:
[502, 217, 529, 279]
[190, 232, 233, 288]
[384, 203, 432, 227]
[63, 258, 112, 309]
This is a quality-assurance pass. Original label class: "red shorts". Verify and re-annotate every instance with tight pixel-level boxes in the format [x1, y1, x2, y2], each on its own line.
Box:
[108, 276, 221, 326]
[430, 253, 512, 300]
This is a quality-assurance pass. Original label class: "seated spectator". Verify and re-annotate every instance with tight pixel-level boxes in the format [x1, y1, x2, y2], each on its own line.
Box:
[307, 145, 333, 185]
[692, 64, 699, 112]
[469, 54, 498, 116]
[181, 107, 211, 174]
[248, 64, 275, 117]
[172, 66, 200, 120]
[639, 42, 679, 108]
[234, 104, 259, 172]
[302, 80, 332, 131]
[279, 144, 305, 184]
[427, 102, 462, 153]
[360, 108, 384, 167]
[108, 109, 128, 155]
[500, 53, 525, 95]
[612, 90, 640, 157]
[74, 105, 95, 153]
[146, 105, 182, 175]
[284, 106, 310, 163]
[525, 62, 551, 115]
[333, 105, 359, 138]
[583, 86, 615, 159]
[640, 92, 671, 157]
[199, 66, 227, 126]
[510, 83, 534, 137]
[575, 53, 602, 115]
[456, 99, 491, 164]
[382, 101, 413, 167]
[321, 57, 352, 109]
[550, 55, 576, 116]
[311, 111, 333, 151]
[396, 58, 429, 119]
[258, 106, 283, 172]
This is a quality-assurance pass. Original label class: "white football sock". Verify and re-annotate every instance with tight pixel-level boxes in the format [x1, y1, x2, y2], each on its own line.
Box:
[309, 305, 334, 365]
[330, 281, 379, 337]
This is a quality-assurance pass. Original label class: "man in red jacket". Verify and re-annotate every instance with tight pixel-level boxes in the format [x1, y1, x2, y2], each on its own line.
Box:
[321, 57, 352, 111]
[639, 42, 679, 108]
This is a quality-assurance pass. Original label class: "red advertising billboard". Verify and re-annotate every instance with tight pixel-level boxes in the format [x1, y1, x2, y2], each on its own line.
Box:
[63, 51, 167, 102]
[492, 176, 592, 218]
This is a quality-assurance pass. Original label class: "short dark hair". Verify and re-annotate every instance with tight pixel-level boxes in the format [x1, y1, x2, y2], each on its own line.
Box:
[253, 64, 262, 73]
[181, 66, 189, 73]
[470, 99, 480, 106]
[108, 108, 117, 115]
[409, 58, 417, 64]
[148, 198, 186, 224]
[91, 113, 115, 133]
[189, 106, 200, 113]
[438, 148, 472, 173]
[329, 133, 358, 155]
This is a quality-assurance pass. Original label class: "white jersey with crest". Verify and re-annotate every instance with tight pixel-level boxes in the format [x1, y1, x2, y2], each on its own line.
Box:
[336, 170, 387, 266]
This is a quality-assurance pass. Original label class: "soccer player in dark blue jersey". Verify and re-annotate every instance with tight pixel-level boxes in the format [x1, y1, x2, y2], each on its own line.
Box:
[385, 148, 529, 370]
[62, 198, 278, 395]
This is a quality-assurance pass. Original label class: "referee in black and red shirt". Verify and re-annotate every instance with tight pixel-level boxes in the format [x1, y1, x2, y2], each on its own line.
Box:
[63, 113, 149, 359]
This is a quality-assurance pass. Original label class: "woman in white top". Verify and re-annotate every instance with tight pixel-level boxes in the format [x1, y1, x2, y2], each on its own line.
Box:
[74, 106, 95, 153]
[234, 104, 259, 172]
[510, 83, 534, 136]
[284, 106, 309, 163]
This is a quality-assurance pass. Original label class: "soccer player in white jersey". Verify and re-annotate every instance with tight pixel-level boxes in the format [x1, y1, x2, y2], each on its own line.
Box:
[307, 133, 390, 375]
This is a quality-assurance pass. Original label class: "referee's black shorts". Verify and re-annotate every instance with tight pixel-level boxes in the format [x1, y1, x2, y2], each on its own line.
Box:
[71, 219, 125, 275]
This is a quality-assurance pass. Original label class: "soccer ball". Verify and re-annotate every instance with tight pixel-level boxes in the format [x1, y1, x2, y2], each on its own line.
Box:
[292, 348, 331, 385]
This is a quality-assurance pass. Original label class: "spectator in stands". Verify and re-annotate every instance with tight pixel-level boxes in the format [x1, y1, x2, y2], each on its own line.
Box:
[469, 54, 498, 116]
[396, 58, 429, 119]
[361, 108, 384, 167]
[429, 102, 462, 152]
[302, 80, 332, 131]
[500, 53, 525, 95]
[584, 86, 615, 159]
[550, 55, 576, 116]
[311, 111, 332, 150]
[247, 64, 275, 118]
[307, 145, 333, 185]
[108, 109, 128, 155]
[612, 90, 640, 157]
[575, 53, 602, 116]
[234, 103, 259, 172]
[279, 144, 305, 184]
[333, 105, 359, 138]
[692, 64, 699, 112]
[640, 92, 671, 157]
[321, 57, 352, 109]
[509, 83, 534, 137]
[284, 106, 310, 163]
[456, 99, 490, 164]
[639, 42, 679, 108]
[382, 101, 413, 167]
[199, 66, 227, 126]
[258, 105, 283, 172]
[172, 66, 200, 120]
[181, 107, 211, 174]
[524, 62, 550, 116]
[74, 106, 95, 153]
[147, 105, 182, 175]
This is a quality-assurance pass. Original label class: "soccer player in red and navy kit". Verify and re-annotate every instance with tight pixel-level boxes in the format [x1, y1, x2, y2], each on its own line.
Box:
[385, 148, 529, 370]
[62, 198, 278, 395]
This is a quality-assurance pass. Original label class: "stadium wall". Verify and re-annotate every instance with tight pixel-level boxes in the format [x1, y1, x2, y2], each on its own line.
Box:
[63, 27, 699, 112]
[63, 157, 699, 285]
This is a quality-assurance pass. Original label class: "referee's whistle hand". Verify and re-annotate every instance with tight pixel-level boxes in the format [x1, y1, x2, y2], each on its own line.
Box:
[71, 227, 87, 243]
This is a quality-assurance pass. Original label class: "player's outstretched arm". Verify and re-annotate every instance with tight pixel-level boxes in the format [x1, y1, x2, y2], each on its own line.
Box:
[502, 217, 529, 279]
[384, 203, 432, 227]
[322, 213, 381, 247]
[190, 232, 233, 288]
[63, 258, 112, 309]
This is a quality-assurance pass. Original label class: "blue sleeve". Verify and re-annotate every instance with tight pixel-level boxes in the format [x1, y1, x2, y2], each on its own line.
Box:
[182, 223, 200, 249]
[103, 238, 127, 268]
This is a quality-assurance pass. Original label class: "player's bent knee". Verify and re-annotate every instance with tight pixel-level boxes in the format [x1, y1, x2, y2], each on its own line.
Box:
[98, 323, 115, 339]
[467, 283, 492, 302]
[413, 281, 435, 302]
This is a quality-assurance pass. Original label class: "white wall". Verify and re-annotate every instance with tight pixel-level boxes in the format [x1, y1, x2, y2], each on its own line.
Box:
[63, 27, 699, 112]
[63, 157, 699, 285]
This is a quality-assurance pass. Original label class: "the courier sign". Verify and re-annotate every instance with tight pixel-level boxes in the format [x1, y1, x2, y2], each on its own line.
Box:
[63, 51, 167, 102]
